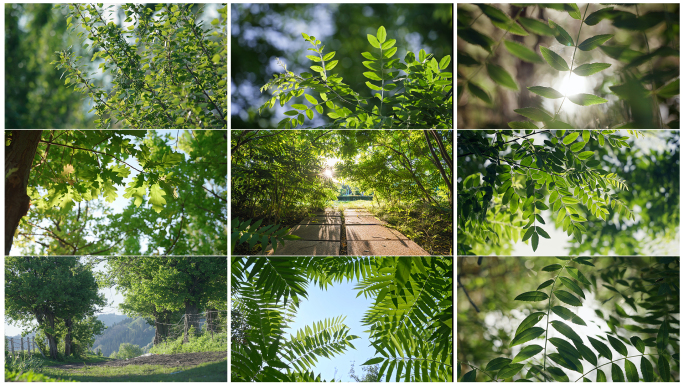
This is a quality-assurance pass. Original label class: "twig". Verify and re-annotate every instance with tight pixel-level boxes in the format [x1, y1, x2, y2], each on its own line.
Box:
[457, 275, 480, 313]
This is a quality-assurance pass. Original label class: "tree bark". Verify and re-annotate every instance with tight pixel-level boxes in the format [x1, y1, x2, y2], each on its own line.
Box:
[64, 317, 73, 357]
[183, 302, 200, 343]
[423, 130, 453, 205]
[6, 130, 42, 254]
[36, 311, 59, 359]
[152, 308, 171, 345]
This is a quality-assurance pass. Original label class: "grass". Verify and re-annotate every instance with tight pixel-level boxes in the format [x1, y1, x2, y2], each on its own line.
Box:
[39, 359, 227, 382]
[149, 330, 227, 354]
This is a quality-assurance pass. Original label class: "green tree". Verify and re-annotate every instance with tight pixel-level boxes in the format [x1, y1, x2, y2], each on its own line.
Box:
[457, 257, 679, 382]
[53, 3, 227, 129]
[5, 257, 105, 359]
[7, 130, 227, 255]
[231, 256, 452, 382]
[102, 257, 227, 344]
[457, 130, 678, 255]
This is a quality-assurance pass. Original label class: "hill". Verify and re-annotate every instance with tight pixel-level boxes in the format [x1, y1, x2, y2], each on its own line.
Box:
[91, 316, 155, 357]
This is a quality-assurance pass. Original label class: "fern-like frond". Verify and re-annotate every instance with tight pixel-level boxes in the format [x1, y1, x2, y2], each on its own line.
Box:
[281, 316, 360, 372]
[245, 256, 309, 306]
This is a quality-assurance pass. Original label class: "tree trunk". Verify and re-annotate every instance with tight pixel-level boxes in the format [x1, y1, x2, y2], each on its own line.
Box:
[153, 308, 171, 345]
[39, 312, 59, 359]
[64, 317, 73, 357]
[183, 302, 200, 343]
[6, 130, 42, 254]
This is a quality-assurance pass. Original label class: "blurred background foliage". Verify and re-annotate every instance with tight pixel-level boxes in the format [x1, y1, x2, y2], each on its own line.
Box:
[457, 130, 679, 256]
[457, 256, 680, 381]
[232, 3, 453, 130]
[457, 3, 679, 130]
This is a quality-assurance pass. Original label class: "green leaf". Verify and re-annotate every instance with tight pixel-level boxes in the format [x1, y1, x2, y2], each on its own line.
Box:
[554, 289, 582, 306]
[549, 352, 582, 373]
[588, 336, 612, 360]
[656, 319, 669, 354]
[540, 46, 570, 71]
[505, 40, 543, 63]
[576, 342, 598, 366]
[515, 291, 549, 302]
[607, 335, 628, 357]
[568, 93, 608, 106]
[381, 39, 396, 50]
[656, 78, 680, 98]
[549, 337, 581, 359]
[519, 17, 555, 36]
[577, 151, 595, 160]
[551, 320, 582, 343]
[363, 72, 382, 81]
[458, 28, 494, 53]
[612, 363, 625, 382]
[305, 94, 318, 104]
[535, 201, 549, 210]
[578, 34, 614, 51]
[468, 82, 492, 104]
[363, 357, 384, 365]
[322, 51, 336, 61]
[640, 357, 653, 381]
[625, 359, 639, 382]
[549, 20, 574, 46]
[541, 264, 563, 271]
[570, 141, 587, 152]
[462, 369, 477, 382]
[563, 132, 580, 145]
[585, 7, 616, 26]
[537, 279, 554, 290]
[512, 345, 544, 364]
[596, 368, 607, 382]
[485, 357, 512, 371]
[528, 86, 564, 99]
[537, 227, 551, 239]
[514, 107, 552, 122]
[292, 104, 308, 110]
[148, 183, 167, 213]
[547, 366, 569, 382]
[522, 226, 535, 242]
[486, 63, 519, 90]
[515, 312, 546, 336]
[531, 232, 539, 251]
[498, 364, 525, 379]
[566, 267, 591, 285]
[630, 336, 645, 354]
[376, 26, 386, 43]
[325, 60, 338, 70]
[573, 63, 612, 76]
[510, 327, 545, 347]
[367, 34, 380, 48]
[439, 55, 451, 69]
[559, 277, 585, 299]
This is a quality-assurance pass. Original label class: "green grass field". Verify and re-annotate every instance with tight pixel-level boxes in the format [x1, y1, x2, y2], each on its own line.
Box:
[40, 359, 227, 382]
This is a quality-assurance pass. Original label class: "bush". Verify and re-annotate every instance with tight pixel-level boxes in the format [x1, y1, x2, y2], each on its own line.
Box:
[5, 354, 44, 373]
[110, 343, 144, 360]
[6, 369, 75, 382]
[150, 326, 227, 355]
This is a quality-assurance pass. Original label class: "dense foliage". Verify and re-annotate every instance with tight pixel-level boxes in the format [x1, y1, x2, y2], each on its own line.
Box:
[231, 130, 453, 255]
[8, 130, 227, 255]
[259, 26, 452, 129]
[457, 257, 680, 382]
[458, 3, 679, 130]
[231, 256, 453, 382]
[457, 130, 679, 255]
[52, 3, 227, 129]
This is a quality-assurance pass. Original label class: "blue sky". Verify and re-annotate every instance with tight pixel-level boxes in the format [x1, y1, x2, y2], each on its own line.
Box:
[284, 279, 376, 382]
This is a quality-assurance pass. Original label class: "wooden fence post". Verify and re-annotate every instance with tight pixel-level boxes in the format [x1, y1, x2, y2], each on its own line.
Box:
[11, 337, 15, 357]
[20, 337, 24, 356]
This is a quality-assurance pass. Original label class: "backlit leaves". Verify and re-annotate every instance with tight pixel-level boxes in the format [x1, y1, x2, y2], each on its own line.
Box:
[551, 320, 582, 343]
[505, 40, 543, 63]
[578, 34, 614, 51]
[498, 363, 525, 379]
[540, 46, 570, 71]
[512, 345, 544, 363]
[554, 289, 582, 306]
[559, 277, 585, 299]
[563, 132, 580, 145]
[549, 20, 574, 46]
[573, 63, 612, 76]
[515, 291, 549, 302]
[541, 264, 563, 272]
[485, 357, 512, 371]
[510, 327, 545, 347]
[516, 312, 546, 336]
[514, 107, 552, 122]
[568, 94, 608, 106]
[528, 86, 564, 99]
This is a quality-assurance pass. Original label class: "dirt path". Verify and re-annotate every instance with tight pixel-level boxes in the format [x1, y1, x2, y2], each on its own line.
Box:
[267, 209, 429, 255]
[53, 351, 227, 370]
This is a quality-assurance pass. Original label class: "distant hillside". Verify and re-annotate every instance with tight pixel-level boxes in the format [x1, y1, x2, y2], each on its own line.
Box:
[96, 313, 130, 327]
[91, 316, 155, 357]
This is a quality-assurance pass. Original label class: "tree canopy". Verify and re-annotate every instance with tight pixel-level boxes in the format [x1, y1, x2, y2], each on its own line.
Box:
[458, 3, 679, 130]
[7, 130, 227, 255]
[457, 130, 679, 255]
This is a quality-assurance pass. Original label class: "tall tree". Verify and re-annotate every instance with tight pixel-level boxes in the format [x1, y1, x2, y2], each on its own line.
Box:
[5, 257, 104, 359]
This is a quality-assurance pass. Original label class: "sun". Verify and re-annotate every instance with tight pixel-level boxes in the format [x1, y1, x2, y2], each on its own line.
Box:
[323, 169, 333, 178]
[558, 72, 589, 96]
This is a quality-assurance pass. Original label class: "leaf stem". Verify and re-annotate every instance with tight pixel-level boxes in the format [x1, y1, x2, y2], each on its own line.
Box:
[554, 4, 590, 120]
[574, 353, 660, 382]
[542, 260, 571, 378]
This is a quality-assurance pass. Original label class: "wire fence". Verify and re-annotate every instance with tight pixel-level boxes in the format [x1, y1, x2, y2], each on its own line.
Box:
[154, 310, 228, 345]
[5, 336, 46, 358]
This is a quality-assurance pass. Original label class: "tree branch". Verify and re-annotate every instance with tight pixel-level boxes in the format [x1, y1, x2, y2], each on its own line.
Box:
[457, 275, 480, 313]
